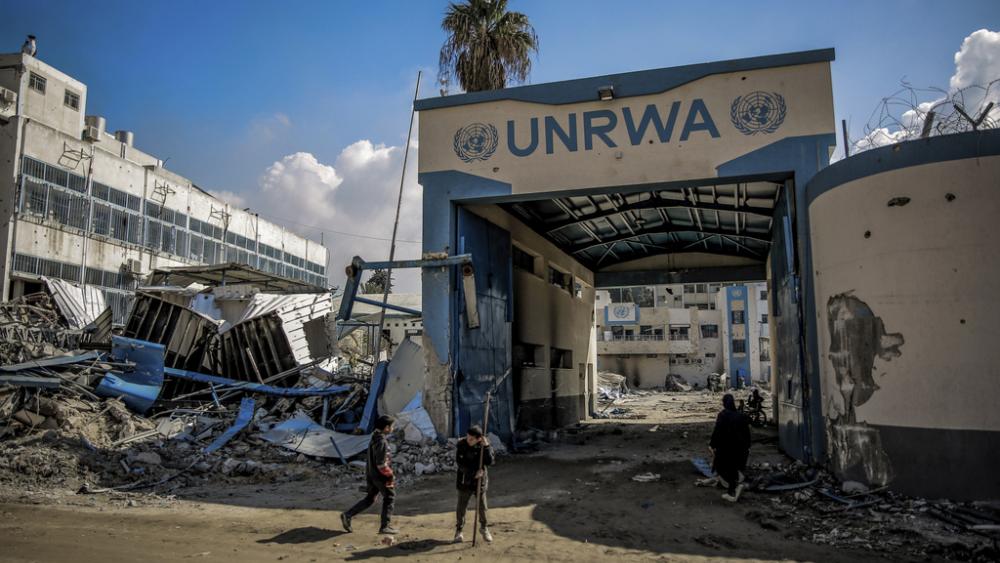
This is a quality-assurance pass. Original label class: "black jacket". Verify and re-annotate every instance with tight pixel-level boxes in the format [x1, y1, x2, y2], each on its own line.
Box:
[366, 430, 392, 482]
[710, 408, 751, 455]
[455, 439, 495, 491]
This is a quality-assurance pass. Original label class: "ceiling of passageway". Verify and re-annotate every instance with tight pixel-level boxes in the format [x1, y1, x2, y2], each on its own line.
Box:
[501, 180, 784, 270]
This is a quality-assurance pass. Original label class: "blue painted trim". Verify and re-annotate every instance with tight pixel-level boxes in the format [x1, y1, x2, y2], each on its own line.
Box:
[204, 397, 255, 453]
[163, 367, 351, 397]
[452, 171, 790, 206]
[718, 133, 837, 464]
[805, 129, 1000, 207]
[724, 286, 751, 387]
[416, 49, 835, 110]
[419, 171, 513, 364]
[716, 134, 837, 178]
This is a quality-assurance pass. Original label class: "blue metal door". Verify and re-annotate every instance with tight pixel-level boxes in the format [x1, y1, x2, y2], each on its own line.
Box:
[453, 208, 514, 442]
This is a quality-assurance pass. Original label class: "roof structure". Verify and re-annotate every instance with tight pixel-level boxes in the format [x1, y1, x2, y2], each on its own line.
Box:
[501, 176, 785, 270]
[147, 263, 326, 293]
[415, 48, 834, 111]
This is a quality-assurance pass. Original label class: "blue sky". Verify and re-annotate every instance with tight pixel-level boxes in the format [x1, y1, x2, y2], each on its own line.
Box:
[2, 0, 997, 288]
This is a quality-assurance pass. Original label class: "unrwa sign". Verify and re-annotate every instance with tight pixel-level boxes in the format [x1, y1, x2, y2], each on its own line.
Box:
[452, 91, 787, 162]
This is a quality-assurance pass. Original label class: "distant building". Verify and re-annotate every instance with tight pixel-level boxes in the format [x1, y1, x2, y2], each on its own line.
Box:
[595, 281, 769, 389]
[716, 281, 770, 387]
[0, 52, 328, 323]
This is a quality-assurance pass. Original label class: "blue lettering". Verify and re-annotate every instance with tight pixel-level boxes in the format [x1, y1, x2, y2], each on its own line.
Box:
[583, 110, 618, 150]
[621, 102, 680, 145]
[507, 118, 539, 156]
[544, 114, 578, 154]
[680, 99, 720, 141]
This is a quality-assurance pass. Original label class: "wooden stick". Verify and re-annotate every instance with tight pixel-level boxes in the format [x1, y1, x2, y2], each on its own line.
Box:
[472, 391, 491, 546]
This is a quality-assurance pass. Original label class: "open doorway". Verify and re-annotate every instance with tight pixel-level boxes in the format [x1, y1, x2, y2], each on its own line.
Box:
[453, 174, 804, 444]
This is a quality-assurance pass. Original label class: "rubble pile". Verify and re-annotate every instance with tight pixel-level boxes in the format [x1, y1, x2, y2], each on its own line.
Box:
[392, 432, 508, 480]
[0, 283, 463, 499]
[0, 293, 87, 364]
[741, 462, 1000, 562]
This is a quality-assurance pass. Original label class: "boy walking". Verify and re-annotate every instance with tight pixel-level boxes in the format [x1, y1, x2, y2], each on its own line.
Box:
[454, 425, 495, 543]
[341, 415, 399, 534]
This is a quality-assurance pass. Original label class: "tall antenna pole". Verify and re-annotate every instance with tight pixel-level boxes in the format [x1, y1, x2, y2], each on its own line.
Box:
[372, 71, 421, 362]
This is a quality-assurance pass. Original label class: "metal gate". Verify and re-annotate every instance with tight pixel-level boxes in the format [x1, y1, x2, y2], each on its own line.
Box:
[453, 208, 515, 442]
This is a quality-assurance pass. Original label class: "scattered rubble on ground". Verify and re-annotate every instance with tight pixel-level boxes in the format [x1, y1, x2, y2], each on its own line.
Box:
[734, 460, 1000, 562]
[0, 280, 506, 502]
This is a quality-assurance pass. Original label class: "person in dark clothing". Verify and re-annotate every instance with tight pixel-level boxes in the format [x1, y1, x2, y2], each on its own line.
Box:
[341, 415, 398, 534]
[710, 393, 751, 502]
[454, 424, 495, 543]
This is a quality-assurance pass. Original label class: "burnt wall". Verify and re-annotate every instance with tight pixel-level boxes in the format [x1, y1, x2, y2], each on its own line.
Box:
[807, 131, 1000, 500]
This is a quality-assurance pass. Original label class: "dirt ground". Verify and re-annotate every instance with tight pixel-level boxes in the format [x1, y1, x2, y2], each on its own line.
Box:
[0, 391, 955, 562]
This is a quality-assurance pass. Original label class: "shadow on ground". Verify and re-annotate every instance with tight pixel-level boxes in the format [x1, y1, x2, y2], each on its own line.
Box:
[257, 526, 347, 544]
[345, 539, 456, 560]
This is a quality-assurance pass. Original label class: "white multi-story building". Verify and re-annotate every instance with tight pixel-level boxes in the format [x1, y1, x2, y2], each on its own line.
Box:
[595, 281, 770, 389]
[0, 52, 328, 322]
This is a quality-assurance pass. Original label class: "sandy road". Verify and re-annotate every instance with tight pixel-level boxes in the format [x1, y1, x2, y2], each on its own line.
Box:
[0, 392, 894, 562]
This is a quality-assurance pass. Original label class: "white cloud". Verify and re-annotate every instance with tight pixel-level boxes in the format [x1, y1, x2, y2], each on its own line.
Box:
[840, 28, 1000, 159]
[207, 189, 248, 209]
[950, 29, 1000, 92]
[240, 141, 423, 292]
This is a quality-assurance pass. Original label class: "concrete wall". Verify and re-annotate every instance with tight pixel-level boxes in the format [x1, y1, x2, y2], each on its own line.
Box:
[418, 63, 835, 193]
[807, 134, 1000, 500]
[594, 302, 723, 388]
[464, 203, 597, 430]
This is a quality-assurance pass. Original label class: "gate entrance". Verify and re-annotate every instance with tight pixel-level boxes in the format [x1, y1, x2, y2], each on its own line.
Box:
[417, 48, 837, 464]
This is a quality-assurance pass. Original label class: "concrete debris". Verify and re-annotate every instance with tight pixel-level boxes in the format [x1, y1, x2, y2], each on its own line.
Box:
[663, 374, 691, 392]
[0, 285, 461, 499]
[736, 460, 1000, 561]
[597, 371, 629, 400]
[631, 472, 661, 482]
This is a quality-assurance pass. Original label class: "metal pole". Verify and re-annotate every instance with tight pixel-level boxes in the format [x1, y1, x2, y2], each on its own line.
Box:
[841, 119, 850, 158]
[372, 71, 421, 362]
[472, 391, 491, 547]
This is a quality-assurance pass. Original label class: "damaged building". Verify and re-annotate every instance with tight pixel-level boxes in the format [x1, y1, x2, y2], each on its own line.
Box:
[594, 281, 770, 389]
[0, 51, 329, 324]
[414, 48, 1000, 500]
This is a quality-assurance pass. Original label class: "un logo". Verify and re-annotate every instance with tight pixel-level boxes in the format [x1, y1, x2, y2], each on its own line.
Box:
[613, 305, 630, 318]
[453, 123, 498, 162]
[730, 91, 787, 135]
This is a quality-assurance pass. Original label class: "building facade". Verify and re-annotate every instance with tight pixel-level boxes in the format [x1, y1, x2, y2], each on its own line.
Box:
[595, 281, 769, 388]
[416, 48, 838, 444]
[0, 53, 328, 323]
[715, 281, 770, 387]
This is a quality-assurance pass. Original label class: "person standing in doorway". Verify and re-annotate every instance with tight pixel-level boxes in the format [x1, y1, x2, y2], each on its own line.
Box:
[341, 415, 399, 535]
[710, 393, 751, 502]
[454, 425, 495, 543]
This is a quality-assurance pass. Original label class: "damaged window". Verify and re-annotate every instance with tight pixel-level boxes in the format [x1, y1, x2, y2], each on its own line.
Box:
[548, 266, 571, 292]
[551, 347, 573, 369]
[512, 245, 535, 274]
[701, 324, 719, 338]
[732, 339, 747, 354]
[668, 325, 689, 341]
[731, 310, 745, 324]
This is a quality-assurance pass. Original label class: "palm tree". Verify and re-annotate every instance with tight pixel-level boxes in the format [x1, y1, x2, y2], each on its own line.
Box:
[439, 0, 539, 93]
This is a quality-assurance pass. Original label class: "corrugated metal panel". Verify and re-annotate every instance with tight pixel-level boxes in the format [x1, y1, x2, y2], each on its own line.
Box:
[236, 293, 333, 365]
[42, 277, 108, 329]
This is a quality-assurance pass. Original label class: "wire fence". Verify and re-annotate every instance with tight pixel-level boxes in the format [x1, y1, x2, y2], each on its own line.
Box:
[851, 78, 1000, 155]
